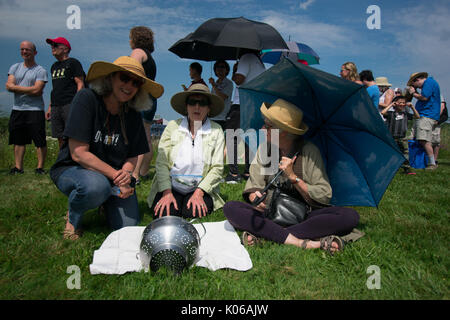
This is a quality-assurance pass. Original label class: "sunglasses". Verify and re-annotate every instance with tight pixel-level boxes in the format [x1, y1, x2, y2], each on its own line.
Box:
[118, 72, 144, 88]
[186, 97, 210, 107]
[51, 43, 61, 48]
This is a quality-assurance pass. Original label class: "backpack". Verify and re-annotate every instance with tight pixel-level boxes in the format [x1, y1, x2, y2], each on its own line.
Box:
[438, 103, 448, 125]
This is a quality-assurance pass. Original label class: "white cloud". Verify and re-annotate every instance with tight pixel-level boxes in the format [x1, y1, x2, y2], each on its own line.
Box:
[299, 0, 316, 10]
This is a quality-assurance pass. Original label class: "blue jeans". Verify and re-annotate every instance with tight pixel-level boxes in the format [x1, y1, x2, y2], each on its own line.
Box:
[55, 166, 140, 230]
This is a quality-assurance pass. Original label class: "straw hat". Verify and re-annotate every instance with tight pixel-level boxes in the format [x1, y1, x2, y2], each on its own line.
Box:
[86, 56, 164, 99]
[170, 83, 224, 118]
[407, 72, 428, 86]
[260, 99, 308, 135]
[375, 77, 392, 87]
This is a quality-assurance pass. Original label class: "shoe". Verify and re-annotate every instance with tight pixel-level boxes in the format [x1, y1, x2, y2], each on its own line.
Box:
[35, 168, 46, 175]
[425, 164, 437, 170]
[319, 235, 344, 255]
[225, 173, 241, 184]
[241, 231, 262, 247]
[242, 173, 250, 180]
[9, 167, 24, 175]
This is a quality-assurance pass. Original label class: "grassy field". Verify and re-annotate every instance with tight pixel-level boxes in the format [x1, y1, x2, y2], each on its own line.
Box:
[0, 117, 449, 300]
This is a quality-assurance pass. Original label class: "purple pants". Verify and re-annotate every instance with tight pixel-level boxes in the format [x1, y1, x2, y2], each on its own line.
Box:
[223, 201, 359, 244]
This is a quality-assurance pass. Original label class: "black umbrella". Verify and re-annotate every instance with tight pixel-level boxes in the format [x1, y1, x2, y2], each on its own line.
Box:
[169, 17, 288, 61]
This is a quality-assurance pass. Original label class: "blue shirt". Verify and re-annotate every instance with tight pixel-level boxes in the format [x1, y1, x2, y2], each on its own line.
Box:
[366, 85, 380, 108]
[415, 77, 441, 120]
[8, 62, 48, 111]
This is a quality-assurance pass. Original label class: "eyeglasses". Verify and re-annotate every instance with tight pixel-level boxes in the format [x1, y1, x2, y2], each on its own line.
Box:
[186, 97, 210, 107]
[118, 72, 144, 88]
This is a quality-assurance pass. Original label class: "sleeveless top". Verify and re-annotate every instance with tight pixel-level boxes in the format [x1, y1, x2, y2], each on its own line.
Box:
[141, 48, 156, 80]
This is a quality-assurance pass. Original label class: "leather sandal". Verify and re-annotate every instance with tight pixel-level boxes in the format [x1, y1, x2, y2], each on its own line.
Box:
[241, 231, 261, 247]
[320, 235, 344, 255]
[300, 239, 310, 249]
[63, 228, 83, 241]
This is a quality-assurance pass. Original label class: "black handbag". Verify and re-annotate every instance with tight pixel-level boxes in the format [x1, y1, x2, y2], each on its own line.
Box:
[265, 183, 311, 227]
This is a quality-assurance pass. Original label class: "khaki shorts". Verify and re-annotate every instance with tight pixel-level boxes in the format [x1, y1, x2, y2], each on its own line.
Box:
[414, 117, 437, 142]
[431, 125, 441, 146]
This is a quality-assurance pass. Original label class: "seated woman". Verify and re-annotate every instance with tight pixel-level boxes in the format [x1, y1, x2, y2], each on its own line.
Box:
[147, 83, 225, 218]
[223, 99, 360, 254]
[50, 56, 164, 240]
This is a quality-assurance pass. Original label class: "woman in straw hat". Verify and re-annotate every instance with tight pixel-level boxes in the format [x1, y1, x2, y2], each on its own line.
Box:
[147, 83, 225, 218]
[376, 77, 395, 117]
[223, 99, 360, 254]
[50, 56, 164, 240]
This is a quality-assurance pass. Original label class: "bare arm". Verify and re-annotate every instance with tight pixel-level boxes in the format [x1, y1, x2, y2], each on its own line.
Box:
[6, 74, 45, 96]
[379, 89, 394, 108]
[407, 103, 420, 119]
[232, 73, 245, 86]
[130, 48, 148, 64]
[74, 76, 84, 92]
[380, 102, 395, 116]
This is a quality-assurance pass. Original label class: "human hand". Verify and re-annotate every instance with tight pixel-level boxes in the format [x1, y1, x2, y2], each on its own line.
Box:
[408, 86, 416, 94]
[279, 156, 297, 179]
[45, 109, 51, 121]
[187, 188, 208, 218]
[208, 77, 215, 86]
[249, 191, 267, 212]
[113, 169, 131, 187]
[182, 84, 187, 91]
[117, 185, 134, 199]
[154, 190, 178, 218]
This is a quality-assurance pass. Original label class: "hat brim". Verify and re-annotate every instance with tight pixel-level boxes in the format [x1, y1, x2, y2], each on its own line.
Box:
[407, 72, 428, 86]
[86, 61, 164, 99]
[260, 102, 308, 135]
[170, 90, 224, 118]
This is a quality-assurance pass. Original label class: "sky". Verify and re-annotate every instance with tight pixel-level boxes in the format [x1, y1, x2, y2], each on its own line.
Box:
[0, 0, 449, 120]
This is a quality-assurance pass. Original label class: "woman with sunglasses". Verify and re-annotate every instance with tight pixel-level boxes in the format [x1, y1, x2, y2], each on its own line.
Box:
[147, 84, 225, 219]
[50, 56, 164, 240]
[340, 61, 363, 85]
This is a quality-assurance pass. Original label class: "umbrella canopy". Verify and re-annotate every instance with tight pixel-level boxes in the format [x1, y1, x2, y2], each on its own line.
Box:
[239, 59, 405, 207]
[169, 17, 288, 61]
[261, 41, 320, 65]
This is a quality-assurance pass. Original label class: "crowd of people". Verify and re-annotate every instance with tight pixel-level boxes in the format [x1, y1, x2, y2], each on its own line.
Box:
[5, 29, 445, 252]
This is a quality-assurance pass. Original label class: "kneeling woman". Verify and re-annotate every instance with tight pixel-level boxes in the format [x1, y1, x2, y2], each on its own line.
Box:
[50, 56, 164, 240]
[147, 84, 225, 218]
[223, 99, 360, 254]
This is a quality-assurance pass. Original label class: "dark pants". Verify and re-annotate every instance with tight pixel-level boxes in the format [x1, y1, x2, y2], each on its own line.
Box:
[152, 188, 214, 218]
[225, 104, 250, 176]
[223, 201, 359, 243]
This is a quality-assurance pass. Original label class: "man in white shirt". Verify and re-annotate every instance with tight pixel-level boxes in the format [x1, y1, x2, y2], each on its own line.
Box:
[225, 50, 265, 184]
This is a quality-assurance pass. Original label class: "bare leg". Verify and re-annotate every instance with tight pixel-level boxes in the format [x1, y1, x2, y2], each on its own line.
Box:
[133, 122, 153, 179]
[419, 140, 435, 164]
[14, 145, 26, 170]
[36, 146, 47, 169]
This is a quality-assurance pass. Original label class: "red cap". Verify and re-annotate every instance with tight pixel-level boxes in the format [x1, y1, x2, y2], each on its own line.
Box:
[46, 37, 71, 51]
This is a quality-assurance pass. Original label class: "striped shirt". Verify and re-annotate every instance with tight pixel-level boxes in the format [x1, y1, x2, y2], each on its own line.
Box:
[384, 111, 409, 138]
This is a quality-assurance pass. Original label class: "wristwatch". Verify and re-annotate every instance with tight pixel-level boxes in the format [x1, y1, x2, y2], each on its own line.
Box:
[129, 176, 137, 188]
[290, 175, 301, 184]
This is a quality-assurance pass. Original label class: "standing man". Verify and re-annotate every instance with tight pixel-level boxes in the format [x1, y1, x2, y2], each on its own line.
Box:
[359, 70, 380, 109]
[6, 41, 48, 174]
[45, 37, 85, 148]
[407, 72, 441, 170]
[225, 49, 265, 184]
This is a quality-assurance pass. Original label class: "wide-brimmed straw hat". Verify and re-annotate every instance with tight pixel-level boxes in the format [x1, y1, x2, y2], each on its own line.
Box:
[170, 83, 224, 118]
[375, 77, 392, 87]
[86, 56, 164, 99]
[260, 99, 308, 135]
[407, 72, 428, 86]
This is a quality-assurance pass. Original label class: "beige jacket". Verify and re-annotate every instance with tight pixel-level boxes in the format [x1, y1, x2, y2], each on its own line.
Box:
[243, 139, 332, 208]
[147, 118, 225, 211]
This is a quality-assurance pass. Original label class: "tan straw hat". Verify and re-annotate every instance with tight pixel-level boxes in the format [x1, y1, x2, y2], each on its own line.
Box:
[375, 77, 392, 87]
[260, 99, 308, 135]
[170, 83, 224, 118]
[407, 72, 428, 86]
[86, 56, 164, 99]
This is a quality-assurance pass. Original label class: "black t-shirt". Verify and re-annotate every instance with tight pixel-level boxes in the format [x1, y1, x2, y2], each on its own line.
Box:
[384, 110, 411, 139]
[50, 57, 85, 106]
[50, 88, 149, 183]
[141, 48, 156, 80]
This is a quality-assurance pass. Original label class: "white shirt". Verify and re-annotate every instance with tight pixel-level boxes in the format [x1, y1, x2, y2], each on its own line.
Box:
[232, 53, 266, 105]
[170, 117, 211, 194]
[211, 77, 233, 121]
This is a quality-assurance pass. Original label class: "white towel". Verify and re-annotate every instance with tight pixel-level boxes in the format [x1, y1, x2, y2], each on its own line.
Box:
[89, 220, 252, 275]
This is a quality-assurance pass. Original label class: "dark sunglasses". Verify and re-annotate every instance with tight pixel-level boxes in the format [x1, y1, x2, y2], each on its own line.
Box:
[186, 97, 210, 107]
[118, 72, 144, 88]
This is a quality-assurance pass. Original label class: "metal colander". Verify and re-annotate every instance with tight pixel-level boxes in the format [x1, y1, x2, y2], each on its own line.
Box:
[139, 216, 206, 274]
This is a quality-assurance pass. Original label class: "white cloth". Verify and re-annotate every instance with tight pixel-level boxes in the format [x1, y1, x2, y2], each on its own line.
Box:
[211, 77, 234, 121]
[170, 117, 209, 194]
[232, 53, 265, 105]
[89, 220, 253, 275]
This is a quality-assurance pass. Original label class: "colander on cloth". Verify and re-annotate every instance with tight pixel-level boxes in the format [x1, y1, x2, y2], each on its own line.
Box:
[139, 216, 206, 274]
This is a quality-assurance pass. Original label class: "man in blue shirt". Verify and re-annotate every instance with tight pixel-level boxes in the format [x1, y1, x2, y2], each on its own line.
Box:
[407, 72, 441, 170]
[360, 70, 380, 109]
[5, 41, 48, 175]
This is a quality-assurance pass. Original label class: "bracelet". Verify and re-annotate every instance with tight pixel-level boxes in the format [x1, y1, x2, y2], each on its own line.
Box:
[290, 175, 301, 184]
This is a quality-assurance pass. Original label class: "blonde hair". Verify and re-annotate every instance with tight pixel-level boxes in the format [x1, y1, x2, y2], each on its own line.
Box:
[342, 62, 360, 82]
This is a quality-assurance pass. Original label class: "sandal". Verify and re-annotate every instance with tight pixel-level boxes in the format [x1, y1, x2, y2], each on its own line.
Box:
[300, 239, 310, 249]
[241, 231, 261, 247]
[63, 228, 83, 241]
[320, 235, 344, 255]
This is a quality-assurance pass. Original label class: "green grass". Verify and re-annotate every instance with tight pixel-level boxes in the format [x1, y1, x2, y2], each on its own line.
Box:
[0, 117, 449, 300]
